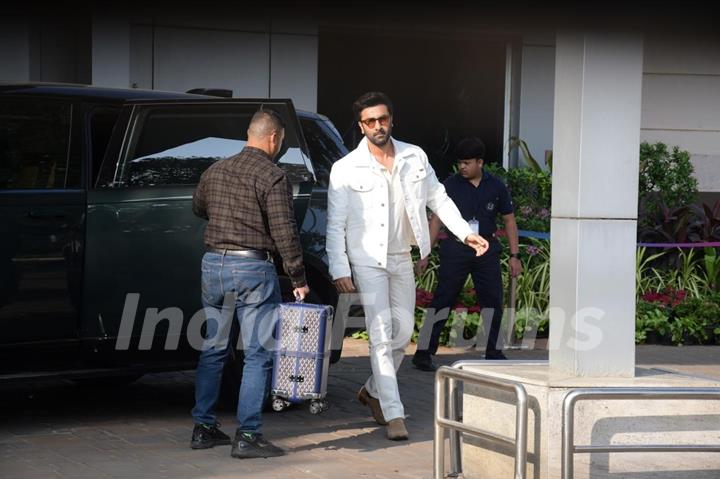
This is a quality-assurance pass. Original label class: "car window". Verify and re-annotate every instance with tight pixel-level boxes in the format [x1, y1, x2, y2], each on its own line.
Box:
[88, 107, 121, 186]
[118, 104, 305, 187]
[300, 117, 348, 188]
[0, 100, 72, 189]
[321, 118, 343, 141]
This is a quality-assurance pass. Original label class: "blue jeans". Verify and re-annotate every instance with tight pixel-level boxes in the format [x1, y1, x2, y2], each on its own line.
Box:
[191, 252, 280, 433]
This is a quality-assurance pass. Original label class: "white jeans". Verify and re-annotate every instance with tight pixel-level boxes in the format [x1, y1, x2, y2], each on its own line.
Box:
[352, 253, 416, 421]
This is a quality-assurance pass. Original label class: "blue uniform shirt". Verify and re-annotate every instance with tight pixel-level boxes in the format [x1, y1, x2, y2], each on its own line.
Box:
[442, 170, 513, 253]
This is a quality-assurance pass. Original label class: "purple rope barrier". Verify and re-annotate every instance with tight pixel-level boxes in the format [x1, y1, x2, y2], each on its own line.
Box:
[516, 230, 720, 249]
[637, 242, 720, 249]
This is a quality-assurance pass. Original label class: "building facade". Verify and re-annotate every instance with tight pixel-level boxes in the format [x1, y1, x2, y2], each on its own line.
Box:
[1, 6, 718, 201]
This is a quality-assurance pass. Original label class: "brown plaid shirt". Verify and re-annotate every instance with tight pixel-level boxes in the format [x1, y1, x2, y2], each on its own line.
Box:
[192, 146, 306, 287]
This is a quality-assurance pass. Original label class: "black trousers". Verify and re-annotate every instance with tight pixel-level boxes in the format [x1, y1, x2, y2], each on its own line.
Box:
[418, 240, 504, 356]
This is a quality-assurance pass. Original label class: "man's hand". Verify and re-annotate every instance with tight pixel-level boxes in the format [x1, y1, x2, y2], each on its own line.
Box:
[464, 234, 489, 256]
[293, 285, 310, 301]
[333, 276, 356, 294]
[415, 256, 430, 276]
[509, 257, 523, 277]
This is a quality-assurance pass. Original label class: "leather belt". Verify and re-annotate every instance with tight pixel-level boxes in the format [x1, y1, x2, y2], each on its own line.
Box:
[208, 248, 272, 262]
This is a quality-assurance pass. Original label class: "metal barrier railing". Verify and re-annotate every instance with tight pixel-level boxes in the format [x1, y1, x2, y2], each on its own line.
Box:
[562, 387, 720, 479]
[434, 363, 530, 479]
[446, 361, 547, 475]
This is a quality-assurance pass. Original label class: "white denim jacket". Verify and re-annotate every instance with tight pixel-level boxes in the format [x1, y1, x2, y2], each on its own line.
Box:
[326, 137, 473, 280]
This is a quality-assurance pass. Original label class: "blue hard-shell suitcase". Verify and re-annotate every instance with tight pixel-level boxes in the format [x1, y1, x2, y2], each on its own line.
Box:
[271, 300, 334, 414]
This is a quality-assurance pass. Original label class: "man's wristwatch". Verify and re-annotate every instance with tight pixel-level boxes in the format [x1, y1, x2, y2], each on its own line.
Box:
[509, 253, 519, 259]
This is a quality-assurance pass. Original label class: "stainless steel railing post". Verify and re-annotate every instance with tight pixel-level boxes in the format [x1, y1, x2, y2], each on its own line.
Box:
[434, 364, 530, 479]
[561, 387, 720, 479]
[434, 371, 446, 479]
[514, 384, 529, 479]
[448, 376, 462, 476]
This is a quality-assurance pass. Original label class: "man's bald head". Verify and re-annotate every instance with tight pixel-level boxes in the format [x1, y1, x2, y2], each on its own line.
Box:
[248, 109, 285, 139]
[246, 108, 286, 159]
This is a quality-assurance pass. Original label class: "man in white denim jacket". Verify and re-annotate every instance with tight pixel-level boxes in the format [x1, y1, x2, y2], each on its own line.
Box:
[326, 92, 489, 440]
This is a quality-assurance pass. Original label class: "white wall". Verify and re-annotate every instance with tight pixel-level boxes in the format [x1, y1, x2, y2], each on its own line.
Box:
[129, 24, 153, 89]
[125, 17, 319, 111]
[517, 32, 720, 193]
[153, 27, 270, 97]
[0, 20, 30, 81]
[92, 13, 131, 88]
[640, 34, 720, 193]
[518, 33, 555, 169]
[270, 34, 318, 111]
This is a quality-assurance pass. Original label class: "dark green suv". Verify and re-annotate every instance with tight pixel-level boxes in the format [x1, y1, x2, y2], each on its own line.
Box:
[0, 83, 348, 385]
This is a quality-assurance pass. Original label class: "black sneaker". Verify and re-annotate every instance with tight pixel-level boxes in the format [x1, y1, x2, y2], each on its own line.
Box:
[190, 423, 231, 449]
[231, 431, 285, 459]
[412, 353, 438, 372]
[485, 350, 508, 360]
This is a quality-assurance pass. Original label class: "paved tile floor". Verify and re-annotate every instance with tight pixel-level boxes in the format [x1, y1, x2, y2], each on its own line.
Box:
[1, 339, 719, 478]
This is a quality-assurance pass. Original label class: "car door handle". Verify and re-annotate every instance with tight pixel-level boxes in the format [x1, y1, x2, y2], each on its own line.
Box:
[28, 210, 68, 219]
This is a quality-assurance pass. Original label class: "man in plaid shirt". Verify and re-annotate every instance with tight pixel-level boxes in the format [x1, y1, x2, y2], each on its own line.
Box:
[190, 109, 309, 459]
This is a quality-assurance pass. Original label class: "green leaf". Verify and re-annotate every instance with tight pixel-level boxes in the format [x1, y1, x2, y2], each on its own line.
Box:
[508, 136, 545, 173]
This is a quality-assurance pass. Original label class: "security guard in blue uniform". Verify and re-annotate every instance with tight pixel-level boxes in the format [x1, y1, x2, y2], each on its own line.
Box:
[413, 137, 522, 371]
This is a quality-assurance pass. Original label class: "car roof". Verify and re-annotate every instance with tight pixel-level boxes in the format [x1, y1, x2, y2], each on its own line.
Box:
[296, 109, 331, 122]
[2, 85, 336, 123]
[0, 83, 212, 102]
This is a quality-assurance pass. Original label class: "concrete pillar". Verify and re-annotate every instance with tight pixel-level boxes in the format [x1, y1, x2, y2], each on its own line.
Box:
[92, 12, 130, 88]
[548, 32, 644, 377]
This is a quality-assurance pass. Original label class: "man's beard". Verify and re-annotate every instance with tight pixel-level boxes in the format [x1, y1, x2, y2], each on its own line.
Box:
[367, 126, 392, 147]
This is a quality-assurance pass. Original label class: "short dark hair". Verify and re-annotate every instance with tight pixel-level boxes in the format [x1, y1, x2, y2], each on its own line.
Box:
[455, 137, 486, 161]
[249, 108, 285, 137]
[352, 91, 394, 121]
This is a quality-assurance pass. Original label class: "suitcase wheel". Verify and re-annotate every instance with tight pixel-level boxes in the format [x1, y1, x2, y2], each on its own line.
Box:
[309, 399, 329, 415]
[272, 396, 289, 412]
